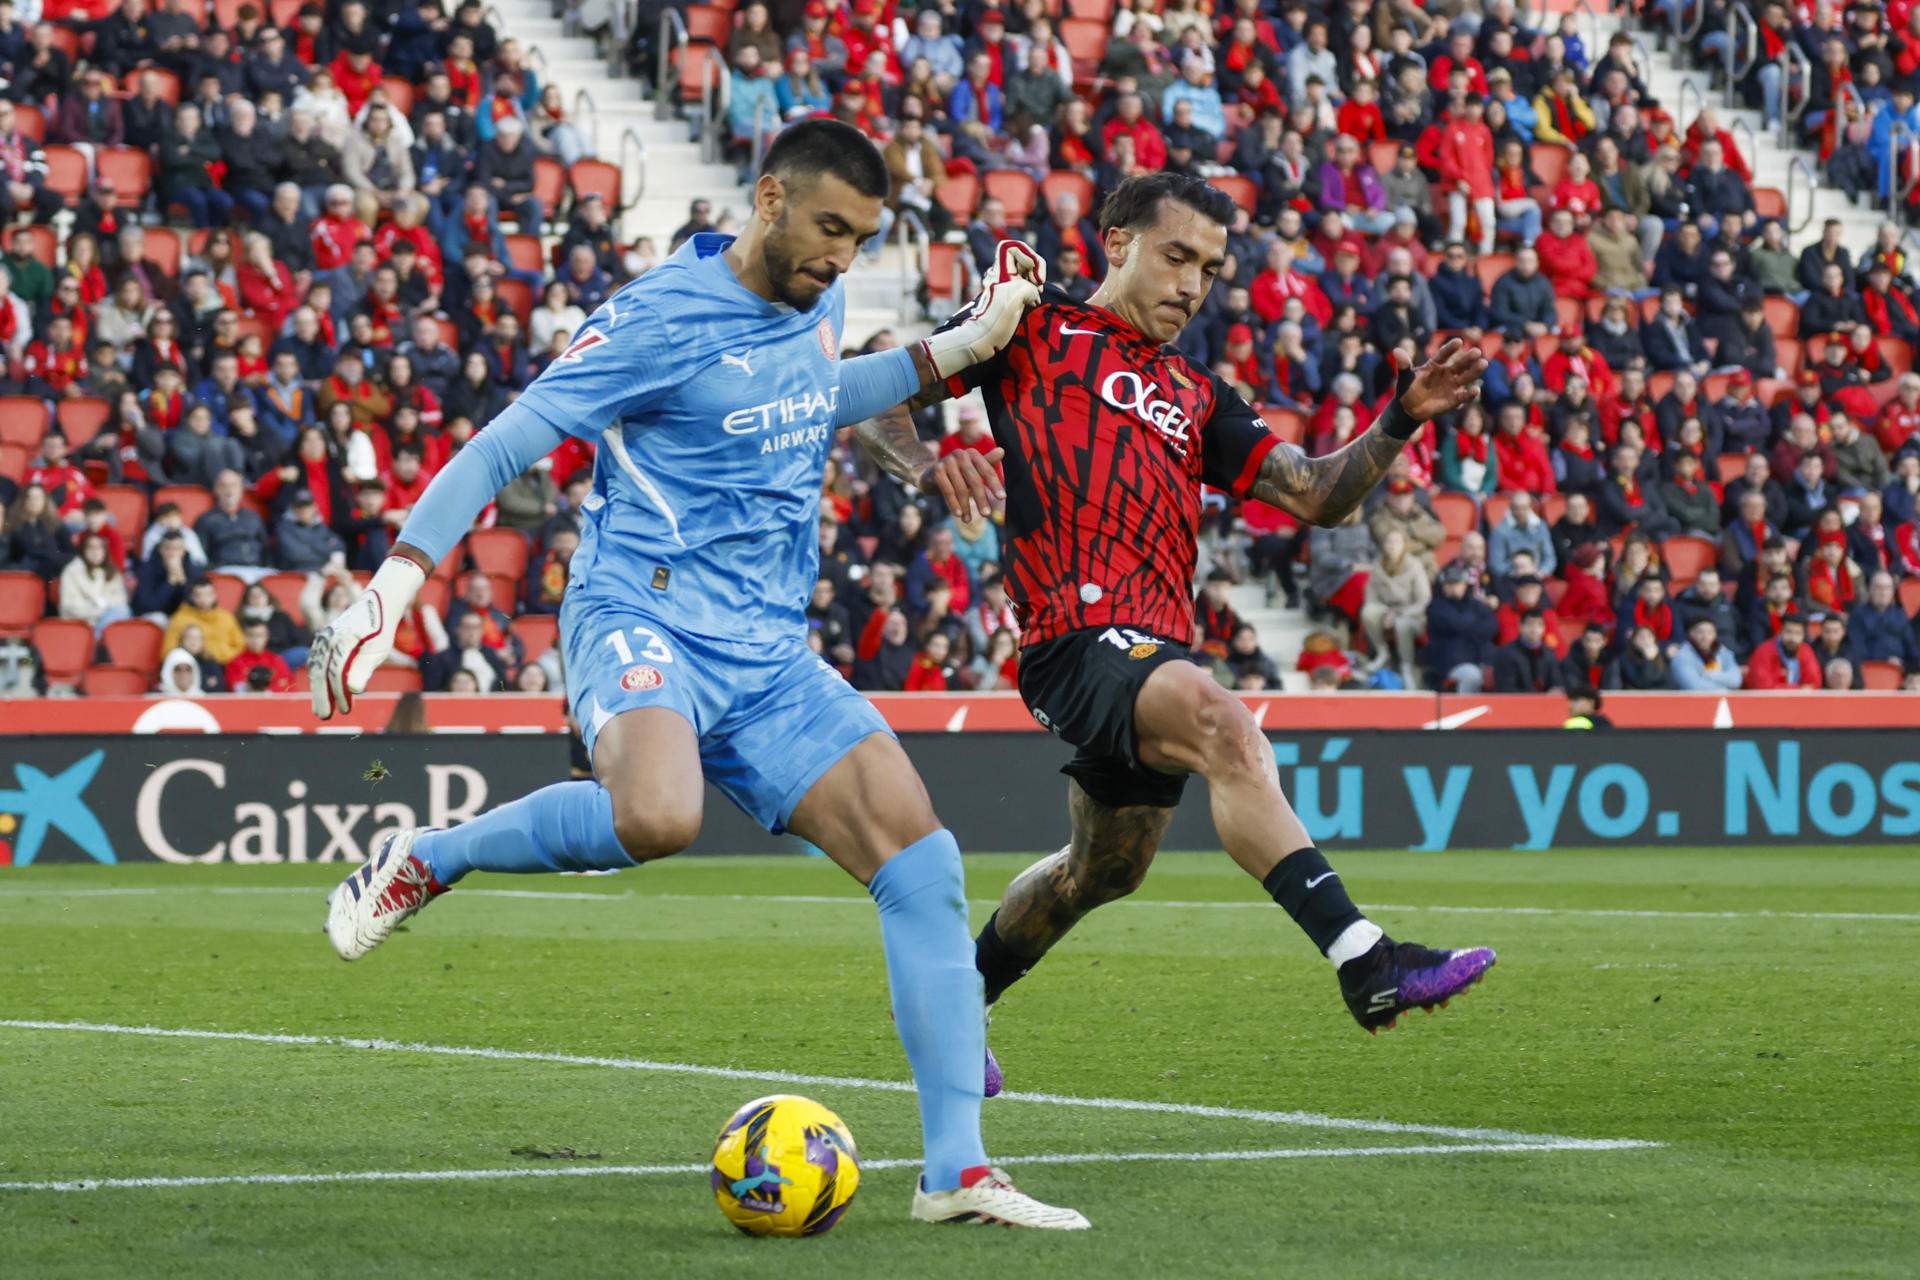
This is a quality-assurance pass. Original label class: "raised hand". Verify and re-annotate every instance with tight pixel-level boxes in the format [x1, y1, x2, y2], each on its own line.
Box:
[1398, 338, 1490, 422]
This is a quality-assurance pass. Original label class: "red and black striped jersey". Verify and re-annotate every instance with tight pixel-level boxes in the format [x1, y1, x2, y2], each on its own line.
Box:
[945, 297, 1278, 647]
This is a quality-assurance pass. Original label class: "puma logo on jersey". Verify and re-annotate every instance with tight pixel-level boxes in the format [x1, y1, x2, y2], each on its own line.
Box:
[719, 350, 755, 376]
[1099, 369, 1194, 457]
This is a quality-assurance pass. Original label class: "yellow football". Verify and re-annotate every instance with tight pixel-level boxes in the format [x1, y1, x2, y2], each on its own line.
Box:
[710, 1094, 860, 1237]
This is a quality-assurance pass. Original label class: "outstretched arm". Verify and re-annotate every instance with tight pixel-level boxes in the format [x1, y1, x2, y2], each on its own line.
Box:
[849, 402, 1006, 523]
[1248, 338, 1487, 526]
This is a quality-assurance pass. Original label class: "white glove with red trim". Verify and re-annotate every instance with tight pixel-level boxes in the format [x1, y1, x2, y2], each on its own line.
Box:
[309, 556, 426, 719]
[919, 240, 1045, 380]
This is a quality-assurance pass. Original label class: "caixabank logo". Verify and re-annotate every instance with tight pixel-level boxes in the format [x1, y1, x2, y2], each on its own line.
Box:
[0, 750, 115, 866]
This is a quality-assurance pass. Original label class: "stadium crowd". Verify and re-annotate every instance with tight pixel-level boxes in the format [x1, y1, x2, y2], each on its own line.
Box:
[4, 0, 1920, 699]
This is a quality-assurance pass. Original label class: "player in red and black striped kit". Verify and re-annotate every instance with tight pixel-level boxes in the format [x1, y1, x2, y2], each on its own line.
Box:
[852, 175, 1497, 1091]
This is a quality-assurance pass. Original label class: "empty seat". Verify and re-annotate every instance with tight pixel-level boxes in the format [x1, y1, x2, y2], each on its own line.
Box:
[467, 528, 530, 581]
[0, 570, 46, 636]
[31, 618, 94, 686]
[101, 618, 164, 673]
[81, 664, 152, 696]
[510, 613, 560, 664]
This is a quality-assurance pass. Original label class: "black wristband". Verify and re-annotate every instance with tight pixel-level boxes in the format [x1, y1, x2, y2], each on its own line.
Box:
[1378, 399, 1421, 441]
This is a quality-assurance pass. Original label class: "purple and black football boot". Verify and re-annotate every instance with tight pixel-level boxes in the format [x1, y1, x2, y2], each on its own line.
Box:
[1338, 937, 1497, 1034]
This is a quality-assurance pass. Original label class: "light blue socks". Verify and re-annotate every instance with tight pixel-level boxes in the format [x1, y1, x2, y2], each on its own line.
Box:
[414, 781, 635, 885]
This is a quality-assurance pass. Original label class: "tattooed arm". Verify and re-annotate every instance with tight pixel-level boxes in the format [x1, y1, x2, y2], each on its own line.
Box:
[849, 402, 1007, 522]
[1248, 338, 1489, 526]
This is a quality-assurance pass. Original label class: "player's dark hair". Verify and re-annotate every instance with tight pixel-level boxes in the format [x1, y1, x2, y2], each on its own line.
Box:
[1098, 172, 1236, 237]
[760, 119, 888, 199]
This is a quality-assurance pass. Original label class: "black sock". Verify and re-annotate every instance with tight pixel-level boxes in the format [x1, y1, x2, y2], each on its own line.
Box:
[1263, 847, 1366, 957]
[974, 911, 1040, 1005]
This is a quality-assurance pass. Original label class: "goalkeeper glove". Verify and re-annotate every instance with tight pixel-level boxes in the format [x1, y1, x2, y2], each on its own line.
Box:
[309, 555, 426, 719]
[918, 240, 1044, 381]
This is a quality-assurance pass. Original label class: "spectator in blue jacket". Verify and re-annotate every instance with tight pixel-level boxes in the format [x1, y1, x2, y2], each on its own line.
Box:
[950, 53, 1003, 131]
[1849, 571, 1920, 672]
[1671, 616, 1743, 690]
[1431, 242, 1489, 332]
[1423, 562, 1500, 691]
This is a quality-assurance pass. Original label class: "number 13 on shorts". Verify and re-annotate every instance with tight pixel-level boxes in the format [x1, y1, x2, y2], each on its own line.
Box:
[605, 626, 674, 665]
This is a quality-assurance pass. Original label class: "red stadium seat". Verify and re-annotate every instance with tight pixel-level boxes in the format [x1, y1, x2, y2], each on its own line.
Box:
[529, 157, 567, 227]
[1556, 615, 1589, 650]
[208, 573, 247, 613]
[31, 618, 94, 687]
[378, 74, 415, 116]
[675, 43, 725, 105]
[924, 240, 970, 305]
[1764, 295, 1799, 338]
[1474, 252, 1514, 295]
[55, 397, 111, 450]
[1900, 578, 1920, 618]
[569, 159, 622, 210]
[1878, 336, 1911, 375]
[417, 576, 450, 619]
[0, 395, 48, 447]
[364, 668, 423, 693]
[684, 3, 733, 43]
[511, 613, 559, 664]
[1039, 169, 1095, 219]
[1059, 18, 1109, 72]
[101, 618, 164, 674]
[435, 316, 461, 350]
[1430, 491, 1479, 539]
[504, 233, 545, 274]
[935, 173, 980, 222]
[44, 25, 77, 59]
[496, 277, 534, 326]
[123, 67, 181, 104]
[1716, 453, 1748, 483]
[1772, 337, 1800, 378]
[1860, 659, 1903, 691]
[1065, 0, 1113, 18]
[1662, 535, 1716, 590]
[261, 571, 308, 617]
[17, 223, 55, 267]
[981, 171, 1037, 226]
[269, 0, 303, 24]
[0, 571, 46, 636]
[1752, 187, 1787, 218]
[1368, 140, 1401, 176]
[0, 443, 28, 483]
[467, 528, 530, 580]
[1207, 173, 1257, 215]
[144, 225, 183, 279]
[94, 147, 152, 209]
[97, 484, 149, 538]
[485, 572, 521, 607]
[82, 665, 152, 696]
[1554, 297, 1584, 330]
[12, 102, 44, 141]
[1540, 493, 1567, 525]
[1528, 143, 1570, 191]
[1646, 370, 1676, 402]
[41, 145, 85, 205]
[153, 484, 215, 525]
[1258, 406, 1306, 445]
[1482, 493, 1511, 530]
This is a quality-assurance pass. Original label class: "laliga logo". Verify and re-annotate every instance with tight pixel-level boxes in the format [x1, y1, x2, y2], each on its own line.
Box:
[1099, 370, 1193, 456]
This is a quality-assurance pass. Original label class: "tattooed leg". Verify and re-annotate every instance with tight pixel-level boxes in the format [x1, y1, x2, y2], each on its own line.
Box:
[973, 780, 1174, 1004]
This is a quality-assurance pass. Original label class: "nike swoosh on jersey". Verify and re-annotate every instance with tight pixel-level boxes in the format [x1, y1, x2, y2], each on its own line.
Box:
[1059, 325, 1103, 338]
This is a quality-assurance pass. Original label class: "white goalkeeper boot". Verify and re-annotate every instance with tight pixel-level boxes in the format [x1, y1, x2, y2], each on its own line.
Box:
[911, 1165, 1091, 1230]
[325, 827, 446, 960]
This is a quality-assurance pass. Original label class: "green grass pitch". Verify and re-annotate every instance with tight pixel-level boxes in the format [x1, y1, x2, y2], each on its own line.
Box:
[4, 848, 1918, 1278]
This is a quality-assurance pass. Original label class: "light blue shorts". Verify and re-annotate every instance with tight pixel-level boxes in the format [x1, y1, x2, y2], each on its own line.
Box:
[561, 591, 892, 832]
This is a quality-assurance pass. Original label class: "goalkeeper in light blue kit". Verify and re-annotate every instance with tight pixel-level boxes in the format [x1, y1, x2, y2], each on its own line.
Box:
[310, 121, 1085, 1229]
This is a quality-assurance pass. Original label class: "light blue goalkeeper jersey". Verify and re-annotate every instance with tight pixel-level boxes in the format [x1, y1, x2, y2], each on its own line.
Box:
[514, 232, 851, 645]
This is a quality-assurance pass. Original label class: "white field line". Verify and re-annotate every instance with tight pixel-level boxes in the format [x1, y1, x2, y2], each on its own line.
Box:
[0, 1141, 1644, 1195]
[5, 884, 1918, 923]
[0, 1019, 1655, 1152]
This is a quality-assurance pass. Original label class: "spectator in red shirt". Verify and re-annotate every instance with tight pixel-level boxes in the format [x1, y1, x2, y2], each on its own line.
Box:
[1101, 93, 1168, 172]
[1743, 612, 1823, 688]
[312, 184, 372, 271]
[25, 432, 94, 522]
[904, 633, 955, 690]
[1493, 401, 1557, 497]
[1437, 93, 1498, 253]
[226, 618, 295, 693]
[906, 525, 972, 614]
[1429, 30, 1489, 95]
[1535, 208, 1597, 301]
[22, 312, 87, 397]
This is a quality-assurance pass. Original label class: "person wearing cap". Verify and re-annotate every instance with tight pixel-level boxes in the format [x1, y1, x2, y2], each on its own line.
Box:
[50, 65, 125, 186]
[785, 1, 849, 81]
[1319, 237, 1377, 312]
[1486, 65, 1537, 142]
[275, 486, 348, 572]
[1368, 477, 1447, 575]
[474, 111, 544, 232]
[842, 0, 901, 82]
[1709, 367, 1770, 454]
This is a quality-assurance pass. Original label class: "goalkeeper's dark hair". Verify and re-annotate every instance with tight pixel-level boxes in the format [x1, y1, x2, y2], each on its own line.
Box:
[1098, 172, 1236, 236]
[760, 119, 889, 200]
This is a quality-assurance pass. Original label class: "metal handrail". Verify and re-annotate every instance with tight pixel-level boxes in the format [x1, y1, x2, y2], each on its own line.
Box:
[1778, 42, 1811, 151]
[1730, 116, 1757, 178]
[1724, 6, 1760, 110]
[526, 42, 549, 75]
[1631, 35, 1657, 89]
[1672, 0, 1706, 48]
[1833, 79, 1867, 164]
[697, 47, 728, 165]
[654, 6, 690, 118]
[619, 126, 648, 211]
[748, 94, 773, 180]
[895, 214, 927, 323]
[608, 0, 634, 78]
[1785, 155, 1816, 235]
[1677, 74, 1702, 132]
[573, 86, 599, 159]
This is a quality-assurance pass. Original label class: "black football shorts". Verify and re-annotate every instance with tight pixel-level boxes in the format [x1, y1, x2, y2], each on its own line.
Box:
[1017, 625, 1194, 810]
